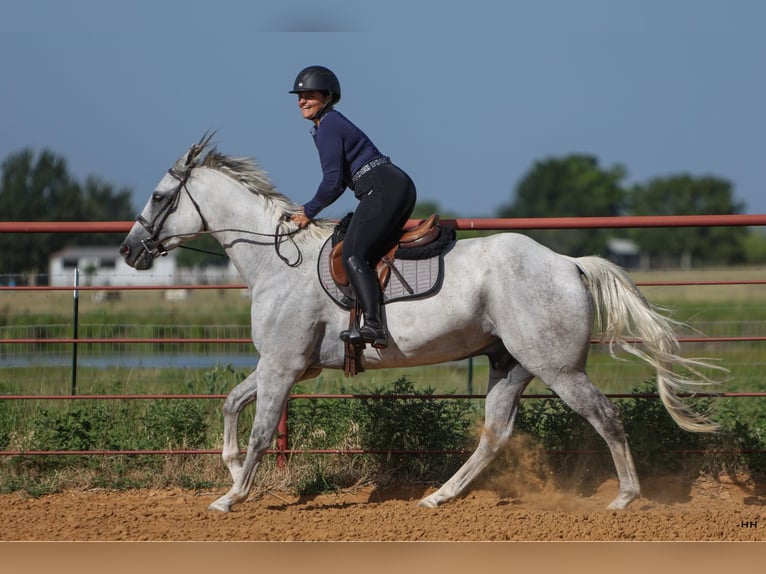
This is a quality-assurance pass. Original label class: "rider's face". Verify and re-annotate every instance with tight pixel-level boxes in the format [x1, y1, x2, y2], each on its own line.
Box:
[296, 91, 328, 123]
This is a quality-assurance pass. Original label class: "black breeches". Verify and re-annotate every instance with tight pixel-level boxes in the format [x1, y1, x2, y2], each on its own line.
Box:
[342, 163, 417, 268]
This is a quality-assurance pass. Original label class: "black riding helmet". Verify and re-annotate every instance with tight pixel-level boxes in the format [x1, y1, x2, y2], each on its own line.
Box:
[289, 65, 341, 105]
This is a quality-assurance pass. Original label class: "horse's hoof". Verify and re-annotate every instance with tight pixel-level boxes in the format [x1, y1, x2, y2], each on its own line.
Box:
[208, 498, 232, 513]
[606, 492, 639, 510]
[417, 495, 439, 508]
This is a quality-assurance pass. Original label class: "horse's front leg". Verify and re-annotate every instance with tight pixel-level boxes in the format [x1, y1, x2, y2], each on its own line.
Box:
[208, 363, 296, 513]
[219, 370, 259, 483]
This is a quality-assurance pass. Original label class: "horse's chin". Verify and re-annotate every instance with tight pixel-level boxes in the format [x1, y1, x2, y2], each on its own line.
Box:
[128, 251, 155, 270]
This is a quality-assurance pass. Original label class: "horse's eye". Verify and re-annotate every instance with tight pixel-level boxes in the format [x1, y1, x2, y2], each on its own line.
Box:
[152, 192, 163, 203]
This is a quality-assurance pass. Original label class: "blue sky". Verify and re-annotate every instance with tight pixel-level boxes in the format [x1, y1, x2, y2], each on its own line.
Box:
[1, 0, 764, 219]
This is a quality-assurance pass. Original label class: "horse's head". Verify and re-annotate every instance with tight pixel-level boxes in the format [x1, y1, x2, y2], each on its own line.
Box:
[120, 134, 213, 270]
[122, 133, 331, 272]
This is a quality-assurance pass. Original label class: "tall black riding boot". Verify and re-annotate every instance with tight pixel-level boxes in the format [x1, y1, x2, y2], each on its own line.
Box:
[339, 255, 388, 349]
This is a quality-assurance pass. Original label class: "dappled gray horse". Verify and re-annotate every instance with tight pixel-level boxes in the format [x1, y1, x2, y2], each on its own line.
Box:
[121, 136, 724, 513]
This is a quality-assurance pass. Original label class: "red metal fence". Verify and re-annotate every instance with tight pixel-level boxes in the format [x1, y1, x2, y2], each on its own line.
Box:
[1, 214, 766, 462]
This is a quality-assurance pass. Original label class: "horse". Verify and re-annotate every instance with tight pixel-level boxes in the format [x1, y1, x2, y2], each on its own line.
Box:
[120, 135, 724, 513]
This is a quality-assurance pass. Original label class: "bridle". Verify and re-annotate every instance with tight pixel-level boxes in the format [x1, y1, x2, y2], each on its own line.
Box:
[132, 150, 303, 267]
[135, 158, 204, 259]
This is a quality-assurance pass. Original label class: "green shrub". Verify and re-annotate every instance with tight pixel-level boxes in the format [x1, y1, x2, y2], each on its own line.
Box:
[618, 383, 711, 475]
[288, 388, 366, 452]
[0, 396, 14, 450]
[25, 399, 210, 453]
[3, 366, 765, 497]
[282, 382, 367, 494]
[358, 377, 477, 482]
[286, 376, 478, 493]
[702, 400, 766, 475]
[512, 396, 609, 493]
[31, 402, 132, 451]
[143, 400, 208, 449]
[516, 397, 601, 452]
[195, 363, 246, 395]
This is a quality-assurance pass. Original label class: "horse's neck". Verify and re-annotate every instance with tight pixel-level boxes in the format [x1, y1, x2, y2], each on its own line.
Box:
[196, 169, 301, 288]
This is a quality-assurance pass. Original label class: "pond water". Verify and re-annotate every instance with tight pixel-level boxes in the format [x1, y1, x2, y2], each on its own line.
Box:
[1, 353, 258, 370]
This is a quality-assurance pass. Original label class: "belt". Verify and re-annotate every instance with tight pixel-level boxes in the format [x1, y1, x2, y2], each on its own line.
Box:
[351, 156, 391, 186]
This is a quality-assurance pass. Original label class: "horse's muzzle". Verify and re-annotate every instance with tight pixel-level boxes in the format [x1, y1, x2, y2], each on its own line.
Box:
[120, 241, 155, 270]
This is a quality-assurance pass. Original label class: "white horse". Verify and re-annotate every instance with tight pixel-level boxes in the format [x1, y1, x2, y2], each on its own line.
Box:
[120, 136, 724, 513]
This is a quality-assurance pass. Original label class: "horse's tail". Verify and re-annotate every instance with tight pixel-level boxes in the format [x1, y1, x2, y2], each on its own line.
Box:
[571, 255, 727, 433]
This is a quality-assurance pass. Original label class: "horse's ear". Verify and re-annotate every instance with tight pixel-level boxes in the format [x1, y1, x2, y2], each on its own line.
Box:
[186, 130, 217, 166]
[198, 130, 216, 149]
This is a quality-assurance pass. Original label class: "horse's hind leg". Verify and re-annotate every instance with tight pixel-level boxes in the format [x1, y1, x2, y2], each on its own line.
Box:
[541, 368, 640, 509]
[419, 361, 533, 508]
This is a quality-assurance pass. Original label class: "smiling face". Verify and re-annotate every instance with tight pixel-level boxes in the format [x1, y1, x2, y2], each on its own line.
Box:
[296, 90, 329, 123]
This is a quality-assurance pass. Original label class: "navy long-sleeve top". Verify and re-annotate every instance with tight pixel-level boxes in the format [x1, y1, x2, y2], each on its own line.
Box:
[302, 109, 383, 219]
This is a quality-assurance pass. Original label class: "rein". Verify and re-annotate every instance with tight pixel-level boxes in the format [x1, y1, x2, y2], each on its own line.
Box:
[169, 220, 303, 267]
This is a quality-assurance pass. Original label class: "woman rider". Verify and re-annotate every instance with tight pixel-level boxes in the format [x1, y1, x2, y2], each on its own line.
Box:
[289, 65, 417, 349]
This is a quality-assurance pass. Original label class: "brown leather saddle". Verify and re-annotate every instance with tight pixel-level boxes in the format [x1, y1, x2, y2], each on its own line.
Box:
[329, 214, 442, 292]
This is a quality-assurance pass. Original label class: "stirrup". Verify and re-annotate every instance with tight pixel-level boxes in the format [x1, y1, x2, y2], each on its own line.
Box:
[340, 326, 363, 344]
[359, 325, 388, 349]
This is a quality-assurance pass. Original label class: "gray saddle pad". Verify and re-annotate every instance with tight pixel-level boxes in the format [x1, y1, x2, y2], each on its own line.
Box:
[317, 237, 444, 310]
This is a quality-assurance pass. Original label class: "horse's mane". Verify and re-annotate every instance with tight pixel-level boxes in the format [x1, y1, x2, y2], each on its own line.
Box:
[201, 151, 292, 212]
[173, 136, 334, 238]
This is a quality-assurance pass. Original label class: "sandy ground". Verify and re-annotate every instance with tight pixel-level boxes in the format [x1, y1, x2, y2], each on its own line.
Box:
[1, 473, 765, 541]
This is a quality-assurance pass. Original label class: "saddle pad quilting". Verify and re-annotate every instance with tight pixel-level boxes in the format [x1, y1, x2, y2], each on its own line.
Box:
[317, 238, 443, 309]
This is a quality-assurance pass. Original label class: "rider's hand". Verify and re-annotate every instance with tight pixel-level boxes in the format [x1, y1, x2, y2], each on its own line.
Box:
[291, 209, 311, 229]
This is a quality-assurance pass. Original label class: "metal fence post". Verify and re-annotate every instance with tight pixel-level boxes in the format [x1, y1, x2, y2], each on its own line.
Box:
[71, 268, 79, 396]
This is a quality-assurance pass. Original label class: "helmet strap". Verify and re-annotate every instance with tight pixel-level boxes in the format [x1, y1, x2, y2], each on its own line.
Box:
[310, 96, 334, 122]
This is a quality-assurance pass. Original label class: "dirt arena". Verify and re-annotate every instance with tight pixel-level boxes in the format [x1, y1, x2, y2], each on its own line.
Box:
[1, 473, 764, 541]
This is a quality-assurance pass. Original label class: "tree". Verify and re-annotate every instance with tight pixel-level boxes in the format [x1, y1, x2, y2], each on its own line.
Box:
[743, 230, 766, 264]
[626, 175, 747, 267]
[499, 154, 627, 256]
[0, 149, 135, 279]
